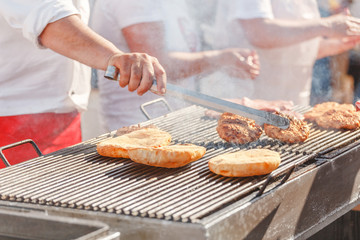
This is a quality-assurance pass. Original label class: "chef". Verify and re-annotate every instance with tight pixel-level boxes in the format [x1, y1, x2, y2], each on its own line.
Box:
[0, 0, 166, 167]
[208, 0, 360, 105]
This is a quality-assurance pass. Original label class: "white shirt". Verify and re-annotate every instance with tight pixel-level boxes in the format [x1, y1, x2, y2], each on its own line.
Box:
[91, 0, 201, 131]
[0, 0, 91, 116]
[207, 0, 320, 105]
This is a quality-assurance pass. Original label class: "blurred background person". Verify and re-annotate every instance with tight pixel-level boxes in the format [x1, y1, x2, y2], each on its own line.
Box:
[205, 0, 360, 106]
[90, 0, 260, 132]
[348, 0, 360, 103]
[0, 0, 166, 168]
[310, 0, 337, 105]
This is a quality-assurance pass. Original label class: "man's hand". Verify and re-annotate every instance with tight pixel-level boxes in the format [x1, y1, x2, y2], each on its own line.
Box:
[356, 100, 360, 111]
[322, 11, 360, 38]
[39, 15, 167, 96]
[317, 36, 360, 59]
[108, 52, 167, 96]
[216, 48, 260, 80]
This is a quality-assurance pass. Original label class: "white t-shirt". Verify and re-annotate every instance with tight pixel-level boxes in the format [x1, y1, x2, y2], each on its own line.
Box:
[0, 0, 91, 116]
[91, 0, 201, 131]
[206, 0, 320, 105]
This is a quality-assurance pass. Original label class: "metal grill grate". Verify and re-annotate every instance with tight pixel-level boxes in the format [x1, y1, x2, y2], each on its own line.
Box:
[1, 105, 360, 223]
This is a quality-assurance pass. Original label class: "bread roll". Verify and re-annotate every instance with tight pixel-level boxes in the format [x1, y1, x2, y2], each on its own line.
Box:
[97, 128, 172, 158]
[208, 149, 281, 177]
[127, 144, 206, 168]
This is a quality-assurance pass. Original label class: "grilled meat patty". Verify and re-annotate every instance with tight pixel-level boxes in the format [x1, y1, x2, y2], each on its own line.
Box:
[304, 102, 360, 130]
[304, 102, 356, 122]
[315, 109, 360, 130]
[216, 112, 263, 144]
[264, 112, 310, 143]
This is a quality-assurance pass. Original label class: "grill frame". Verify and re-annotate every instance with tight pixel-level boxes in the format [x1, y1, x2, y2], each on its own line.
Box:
[1, 105, 360, 239]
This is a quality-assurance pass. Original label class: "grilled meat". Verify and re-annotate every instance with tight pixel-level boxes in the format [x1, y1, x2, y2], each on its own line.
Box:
[304, 102, 360, 130]
[304, 102, 356, 122]
[216, 112, 263, 144]
[264, 112, 310, 143]
[315, 109, 360, 130]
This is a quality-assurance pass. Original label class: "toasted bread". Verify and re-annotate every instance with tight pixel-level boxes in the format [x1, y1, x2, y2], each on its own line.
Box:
[127, 144, 206, 168]
[97, 128, 172, 158]
[115, 124, 158, 136]
[208, 149, 281, 177]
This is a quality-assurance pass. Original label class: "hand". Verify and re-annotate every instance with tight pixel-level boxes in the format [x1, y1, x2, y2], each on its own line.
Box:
[356, 100, 360, 111]
[108, 52, 167, 96]
[322, 11, 360, 38]
[318, 36, 360, 59]
[218, 48, 260, 80]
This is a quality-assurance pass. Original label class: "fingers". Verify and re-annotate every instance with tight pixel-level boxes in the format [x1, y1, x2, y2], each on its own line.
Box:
[236, 51, 260, 80]
[325, 14, 360, 38]
[221, 49, 259, 80]
[152, 58, 167, 95]
[109, 53, 167, 96]
[343, 8, 351, 16]
[127, 60, 142, 92]
[137, 61, 154, 96]
[248, 51, 260, 79]
[136, 56, 166, 96]
[356, 100, 360, 111]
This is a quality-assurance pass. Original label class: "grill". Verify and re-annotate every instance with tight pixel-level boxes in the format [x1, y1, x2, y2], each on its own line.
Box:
[1, 105, 360, 240]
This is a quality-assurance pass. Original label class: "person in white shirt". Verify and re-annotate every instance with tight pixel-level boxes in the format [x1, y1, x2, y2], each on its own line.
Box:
[91, 0, 260, 131]
[208, 0, 360, 106]
[0, 0, 166, 168]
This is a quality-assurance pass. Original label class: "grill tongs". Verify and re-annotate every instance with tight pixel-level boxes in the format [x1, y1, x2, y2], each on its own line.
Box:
[105, 66, 290, 129]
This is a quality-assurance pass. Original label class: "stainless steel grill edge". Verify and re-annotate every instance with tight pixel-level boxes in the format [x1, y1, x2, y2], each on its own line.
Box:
[1, 105, 360, 239]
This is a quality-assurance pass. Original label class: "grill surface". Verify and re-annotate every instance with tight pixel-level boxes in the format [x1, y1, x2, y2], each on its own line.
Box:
[1, 105, 360, 224]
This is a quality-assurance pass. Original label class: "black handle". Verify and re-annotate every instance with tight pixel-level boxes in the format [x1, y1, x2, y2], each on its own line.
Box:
[0, 139, 43, 167]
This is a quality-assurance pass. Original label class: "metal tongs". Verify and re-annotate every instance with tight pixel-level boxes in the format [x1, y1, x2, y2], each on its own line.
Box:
[105, 66, 290, 129]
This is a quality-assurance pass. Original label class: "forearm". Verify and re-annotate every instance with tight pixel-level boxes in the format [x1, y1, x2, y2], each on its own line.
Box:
[317, 37, 360, 59]
[240, 18, 327, 49]
[39, 15, 120, 70]
[123, 22, 258, 81]
[161, 51, 218, 80]
[240, 13, 360, 49]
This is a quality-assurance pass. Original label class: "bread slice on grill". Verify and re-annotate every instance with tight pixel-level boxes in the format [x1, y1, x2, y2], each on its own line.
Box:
[208, 149, 281, 177]
[127, 144, 206, 168]
[96, 128, 172, 158]
[115, 124, 158, 136]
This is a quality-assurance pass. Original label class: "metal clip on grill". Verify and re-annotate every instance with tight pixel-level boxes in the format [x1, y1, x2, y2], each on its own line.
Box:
[0, 139, 42, 167]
